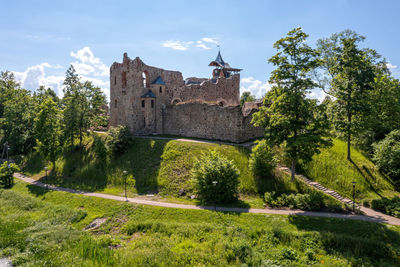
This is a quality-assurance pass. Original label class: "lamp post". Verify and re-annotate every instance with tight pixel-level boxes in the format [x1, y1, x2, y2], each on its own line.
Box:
[7, 146, 10, 163]
[352, 181, 356, 212]
[212, 181, 218, 211]
[44, 166, 48, 189]
[123, 170, 128, 201]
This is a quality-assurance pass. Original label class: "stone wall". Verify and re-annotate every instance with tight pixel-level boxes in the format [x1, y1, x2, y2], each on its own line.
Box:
[163, 102, 264, 143]
[109, 53, 263, 143]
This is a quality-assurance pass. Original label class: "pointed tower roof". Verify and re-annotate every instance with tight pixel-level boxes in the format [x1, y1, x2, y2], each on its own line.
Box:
[208, 50, 241, 71]
[151, 76, 165, 85]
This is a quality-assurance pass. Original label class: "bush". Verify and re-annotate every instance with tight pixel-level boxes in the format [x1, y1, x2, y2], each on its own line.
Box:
[192, 150, 239, 204]
[105, 126, 133, 155]
[371, 197, 400, 218]
[373, 130, 400, 181]
[0, 161, 19, 188]
[263, 191, 324, 211]
[92, 133, 108, 164]
[249, 140, 276, 179]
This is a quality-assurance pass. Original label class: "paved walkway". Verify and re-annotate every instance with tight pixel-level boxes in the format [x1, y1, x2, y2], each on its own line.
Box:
[13, 173, 400, 226]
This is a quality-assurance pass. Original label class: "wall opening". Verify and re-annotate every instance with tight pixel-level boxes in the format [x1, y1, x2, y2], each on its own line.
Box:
[142, 100, 145, 108]
[142, 71, 149, 88]
[114, 76, 116, 85]
[122, 72, 127, 87]
[171, 98, 181, 105]
[151, 100, 154, 108]
[114, 99, 118, 108]
[159, 86, 162, 93]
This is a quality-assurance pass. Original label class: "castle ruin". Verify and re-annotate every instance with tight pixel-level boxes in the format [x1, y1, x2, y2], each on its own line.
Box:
[109, 52, 264, 143]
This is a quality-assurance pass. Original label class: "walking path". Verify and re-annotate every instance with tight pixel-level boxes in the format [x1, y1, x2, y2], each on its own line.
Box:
[135, 135, 255, 148]
[14, 173, 400, 226]
[277, 165, 358, 208]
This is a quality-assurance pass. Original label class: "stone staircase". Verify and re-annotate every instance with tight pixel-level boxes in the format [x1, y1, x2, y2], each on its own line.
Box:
[277, 165, 359, 209]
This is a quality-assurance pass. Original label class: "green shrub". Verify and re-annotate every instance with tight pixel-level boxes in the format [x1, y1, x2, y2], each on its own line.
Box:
[0, 161, 19, 188]
[263, 191, 324, 211]
[373, 130, 400, 181]
[371, 197, 400, 218]
[105, 126, 133, 155]
[192, 150, 239, 204]
[249, 139, 276, 179]
[92, 133, 108, 164]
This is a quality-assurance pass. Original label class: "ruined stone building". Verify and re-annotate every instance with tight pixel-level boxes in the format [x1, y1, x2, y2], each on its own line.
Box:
[109, 51, 264, 143]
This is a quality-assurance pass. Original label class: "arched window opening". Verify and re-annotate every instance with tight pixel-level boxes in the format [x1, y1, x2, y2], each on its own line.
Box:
[114, 99, 118, 108]
[114, 76, 117, 85]
[151, 100, 154, 108]
[159, 86, 162, 93]
[142, 71, 148, 88]
[122, 72, 127, 87]
[142, 100, 145, 108]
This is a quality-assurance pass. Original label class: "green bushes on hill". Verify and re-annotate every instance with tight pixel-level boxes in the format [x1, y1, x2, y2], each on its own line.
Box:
[192, 151, 239, 204]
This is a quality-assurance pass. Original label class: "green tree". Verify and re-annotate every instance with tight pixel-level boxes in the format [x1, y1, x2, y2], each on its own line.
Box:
[1, 86, 36, 154]
[0, 161, 19, 188]
[249, 139, 276, 179]
[252, 27, 331, 180]
[240, 91, 256, 106]
[317, 31, 381, 160]
[62, 66, 107, 148]
[373, 130, 400, 182]
[34, 97, 62, 168]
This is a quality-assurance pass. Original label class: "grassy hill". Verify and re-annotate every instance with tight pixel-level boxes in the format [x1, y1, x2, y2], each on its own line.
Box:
[20, 135, 342, 210]
[300, 139, 399, 203]
[1, 182, 400, 266]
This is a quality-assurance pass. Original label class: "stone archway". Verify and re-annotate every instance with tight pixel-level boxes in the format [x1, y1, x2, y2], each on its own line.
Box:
[171, 98, 182, 105]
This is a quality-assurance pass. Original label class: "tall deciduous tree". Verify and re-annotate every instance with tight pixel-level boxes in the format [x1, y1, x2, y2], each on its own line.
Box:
[328, 38, 377, 160]
[240, 91, 256, 106]
[62, 65, 107, 148]
[252, 27, 331, 180]
[34, 98, 62, 168]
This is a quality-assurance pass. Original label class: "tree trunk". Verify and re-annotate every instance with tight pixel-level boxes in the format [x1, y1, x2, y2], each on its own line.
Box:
[347, 111, 351, 161]
[291, 160, 296, 181]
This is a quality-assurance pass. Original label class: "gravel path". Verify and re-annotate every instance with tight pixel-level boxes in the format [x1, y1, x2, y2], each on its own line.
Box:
[14, 173, 400, 226]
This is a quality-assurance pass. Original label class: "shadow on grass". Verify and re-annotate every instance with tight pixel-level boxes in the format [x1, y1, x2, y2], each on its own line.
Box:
[27, 183, 48, 197]
[288, 215, 400, 265]
[349, 159, 383, 198]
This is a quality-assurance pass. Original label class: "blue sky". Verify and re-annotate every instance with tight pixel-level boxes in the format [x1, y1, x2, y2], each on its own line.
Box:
[1, 0, 399, 101]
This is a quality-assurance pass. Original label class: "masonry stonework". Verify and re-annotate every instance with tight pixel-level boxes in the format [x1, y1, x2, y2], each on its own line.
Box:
[109, 52, 264, 143]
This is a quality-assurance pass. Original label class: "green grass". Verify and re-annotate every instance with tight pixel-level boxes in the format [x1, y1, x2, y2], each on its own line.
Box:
[300, 139, 399, 202]
[2, 182, 400, 266]
[20, 135, 344, 211]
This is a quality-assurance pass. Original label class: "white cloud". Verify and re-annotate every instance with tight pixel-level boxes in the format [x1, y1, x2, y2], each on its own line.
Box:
[70, 46, 108, 76]
[195, 43, 211, 50]
[240, 77, 271, 99]
[162, 40, 193, 51]
[13, 63, 65, 96]
[201, 37, 219, 44]
[387, 62, 397, 70]
[162, 37, 218, 50]
[13, 46, 110, 100]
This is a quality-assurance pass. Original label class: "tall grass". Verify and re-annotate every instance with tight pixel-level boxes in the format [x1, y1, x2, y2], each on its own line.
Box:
[300, 139, 399, 201]
[2, 183, 400, 266]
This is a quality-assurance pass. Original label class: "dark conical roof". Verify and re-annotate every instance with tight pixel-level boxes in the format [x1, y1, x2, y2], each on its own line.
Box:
[141, 90, 156, 98]
[214, 51, 225, 66]
[151, 76, 165, 85]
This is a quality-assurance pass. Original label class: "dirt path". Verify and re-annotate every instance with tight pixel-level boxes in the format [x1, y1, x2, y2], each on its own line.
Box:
[14, 173, 400, 226]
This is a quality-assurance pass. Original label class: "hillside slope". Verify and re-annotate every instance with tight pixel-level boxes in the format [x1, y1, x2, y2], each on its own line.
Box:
[301, 139, 399, 202]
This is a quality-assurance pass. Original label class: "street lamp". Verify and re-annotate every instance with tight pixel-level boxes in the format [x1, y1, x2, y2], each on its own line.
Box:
[352, 181, 356, 212]
[44, 166, 48, 189]
[7, 146, 10, 163]
[123, 170, 128, 201]
[212, 181, 218, 211]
